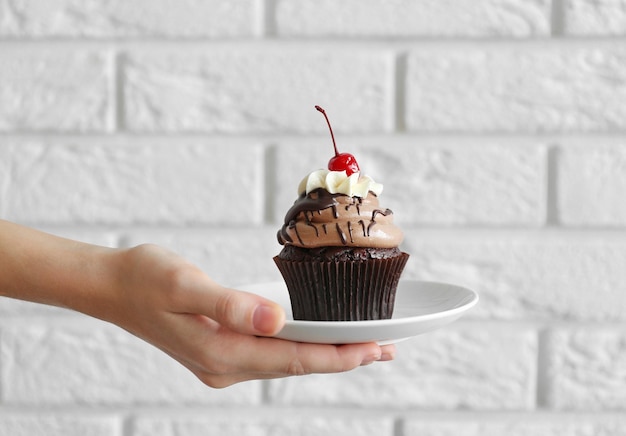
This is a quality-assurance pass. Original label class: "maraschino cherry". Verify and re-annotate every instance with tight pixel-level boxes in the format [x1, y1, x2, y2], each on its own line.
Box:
[315, 105, 360, 176]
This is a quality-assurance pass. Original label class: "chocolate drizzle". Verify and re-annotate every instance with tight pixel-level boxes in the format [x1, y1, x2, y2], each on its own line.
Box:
[358, 220, 367, 236]
[367, 208, 393, 236]
[345, 197, 363, 214]
[277, 188, 395, 247]
[336, 223, 347, 244]
[277, 188, 338, 245]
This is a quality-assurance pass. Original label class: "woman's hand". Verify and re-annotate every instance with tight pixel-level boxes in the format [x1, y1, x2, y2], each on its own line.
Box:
[99, 244, 396, 388]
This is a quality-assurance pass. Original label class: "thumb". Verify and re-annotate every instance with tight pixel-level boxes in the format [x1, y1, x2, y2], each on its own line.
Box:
[183, 281, 286, 336]
[215, 288, 286, 336]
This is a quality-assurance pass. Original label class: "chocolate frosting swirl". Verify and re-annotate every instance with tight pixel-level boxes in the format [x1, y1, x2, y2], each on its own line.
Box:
[277, 188, 403, 249]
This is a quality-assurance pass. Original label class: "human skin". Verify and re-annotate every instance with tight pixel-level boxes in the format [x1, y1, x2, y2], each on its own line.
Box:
[0, 220, 395, 388]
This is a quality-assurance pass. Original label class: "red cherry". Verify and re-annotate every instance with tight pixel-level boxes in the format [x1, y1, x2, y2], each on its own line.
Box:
[315, 105, 360, 176]
[329, 153, 360, 175]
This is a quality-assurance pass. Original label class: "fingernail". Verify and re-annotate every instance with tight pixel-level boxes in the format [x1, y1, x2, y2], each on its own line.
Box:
[253, 304, 281, 335]
[379, 351, 396, 362]
[361, 353, 382, 366]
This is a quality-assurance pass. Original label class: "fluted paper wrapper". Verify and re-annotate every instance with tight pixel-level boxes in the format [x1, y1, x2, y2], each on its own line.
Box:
[273, 253, 409, 321]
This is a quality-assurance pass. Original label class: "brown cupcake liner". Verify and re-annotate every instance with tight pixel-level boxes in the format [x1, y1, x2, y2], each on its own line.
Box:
[273, 252, 409, 321]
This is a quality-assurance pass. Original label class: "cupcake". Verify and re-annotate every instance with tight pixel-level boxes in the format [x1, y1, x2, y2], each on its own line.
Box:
[274, 106, 409, 321]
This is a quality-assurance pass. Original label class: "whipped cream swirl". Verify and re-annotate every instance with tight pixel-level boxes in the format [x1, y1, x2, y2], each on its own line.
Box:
[298, 169, 383, 198]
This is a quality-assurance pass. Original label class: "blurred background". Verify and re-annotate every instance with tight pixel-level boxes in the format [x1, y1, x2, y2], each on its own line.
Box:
[1, 0, 626, 435]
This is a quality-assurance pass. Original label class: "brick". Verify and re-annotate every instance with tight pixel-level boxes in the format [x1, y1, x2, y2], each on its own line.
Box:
[405, 416, 626, 436]
[123, 49, 393, 133]
[0, 49, 110, 132]
[122, 228, 283, 286]
[545, 328, 626, 410]
[132, 412, 394, 436]
[0, 414, 121, 436]
[0, 141, 264, 225]
[0, 0, 254, 38]
[403, 230, 626, 321]
[564, 0, 626, 35]
[1, 320, 261, 405]
[267, 325, 537, 410]
[275, 0, 551, 37]
[273, 139, 546, 227]
[405, 46, 626, 133]
[558, 144, 626, 226]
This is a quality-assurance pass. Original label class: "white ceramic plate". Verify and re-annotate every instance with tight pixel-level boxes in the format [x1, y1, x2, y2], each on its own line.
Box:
[242, 280, 478, 345]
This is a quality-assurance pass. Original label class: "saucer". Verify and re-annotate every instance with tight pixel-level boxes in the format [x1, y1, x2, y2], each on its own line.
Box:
[242, 280, 478, 345]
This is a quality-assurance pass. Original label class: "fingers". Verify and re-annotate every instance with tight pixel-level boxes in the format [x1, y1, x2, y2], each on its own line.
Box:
[171, 271, 286, 337]
[199, 339, 386, 388]
[257, 339, 383, 375]
[251, 300, 285, 335]
[244, 339, 396, 376]
[210, 289, 285, 336]
[201, 323, 386, 376]
[160, 312, 398, 389]
[379, 344, 397, 362]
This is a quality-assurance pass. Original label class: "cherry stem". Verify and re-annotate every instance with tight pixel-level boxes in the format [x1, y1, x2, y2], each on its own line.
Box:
[315, 105, 339, 157]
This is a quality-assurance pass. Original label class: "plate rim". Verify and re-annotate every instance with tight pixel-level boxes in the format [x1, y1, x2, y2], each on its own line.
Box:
[241, 280, 479, 343]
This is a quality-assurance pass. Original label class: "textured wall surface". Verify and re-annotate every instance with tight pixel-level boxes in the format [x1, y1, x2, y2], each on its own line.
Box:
[1, 0, 626, 435]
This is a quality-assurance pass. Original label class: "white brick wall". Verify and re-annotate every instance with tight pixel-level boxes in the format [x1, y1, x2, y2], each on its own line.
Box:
[1, 1, 625, 435]
[406, 44, 626, 133]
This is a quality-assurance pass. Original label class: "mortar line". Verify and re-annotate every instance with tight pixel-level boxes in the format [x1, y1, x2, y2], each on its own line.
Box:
[3, 38, 626, 51]
[536, 328, 551, 409]
[546, 145, 561, 226]
[5, 132, 626, 141]
[260, 0, 277, 38]
[394, 51, 408, 133]
[551, 0, 566, 37]
[113, 50, 126, 133]
[394, 415, 405, 436]
[263, 143, 277, 224]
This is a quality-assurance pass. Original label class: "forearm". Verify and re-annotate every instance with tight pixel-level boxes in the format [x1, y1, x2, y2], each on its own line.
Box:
[0, 219, 120, 319]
